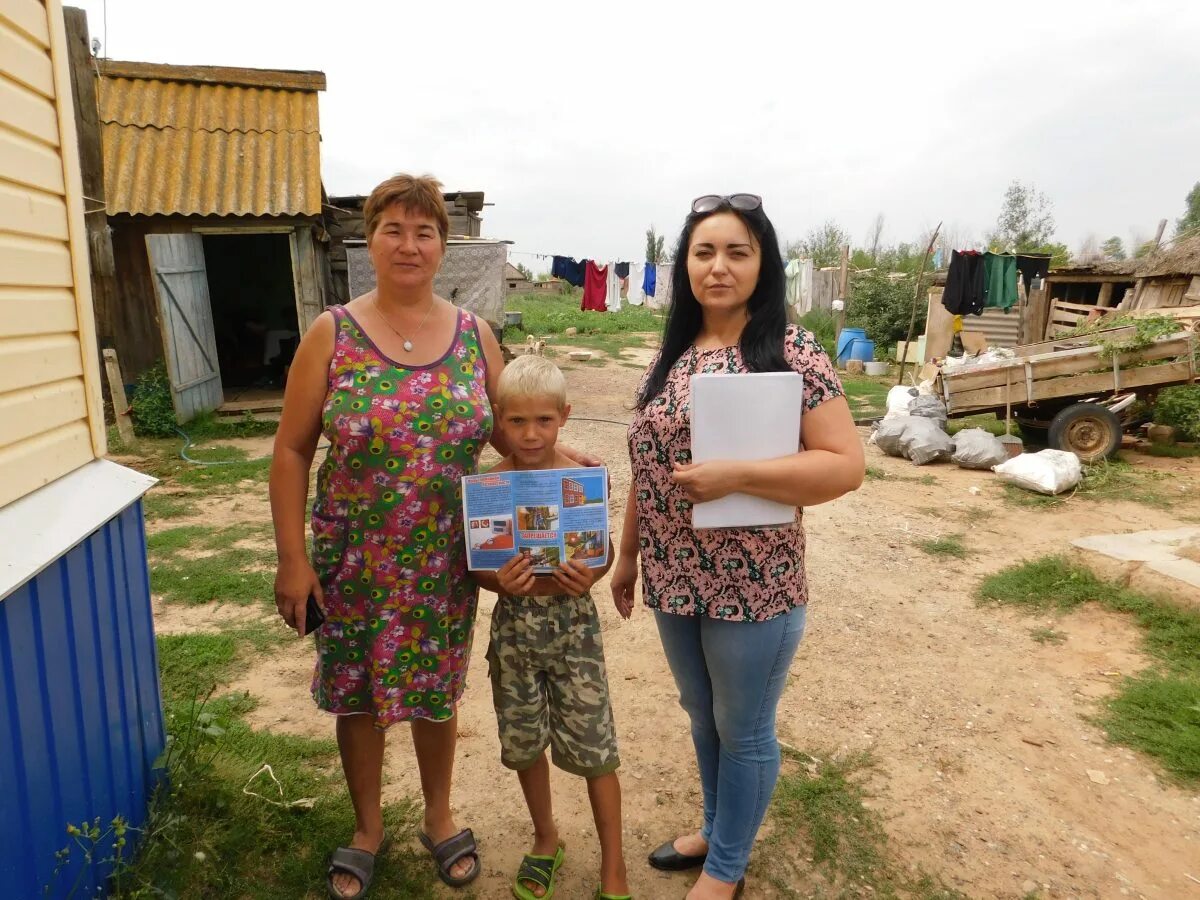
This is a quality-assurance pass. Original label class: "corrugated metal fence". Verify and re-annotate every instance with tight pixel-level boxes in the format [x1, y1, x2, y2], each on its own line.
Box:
[0, 501, 164, 898]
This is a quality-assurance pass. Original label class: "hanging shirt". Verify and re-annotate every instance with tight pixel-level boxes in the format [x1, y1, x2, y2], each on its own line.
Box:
[552, 256, 585, 288]
[983, 252, 1018, 311]
[606, 262, 623, 311]
[643, 264, 656, 299]
[785, 258, 802, 308]
[653, 263, 674, 310]
[1015, 254, 1052, 292]
[581, 260, 608, 311]
[942, 250, 986, 315]
[627, 263, 646, 306]
[615, 262, 630, 279]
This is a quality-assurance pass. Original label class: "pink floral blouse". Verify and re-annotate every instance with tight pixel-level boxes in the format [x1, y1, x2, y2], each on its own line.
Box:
[628, 326, 845, 622]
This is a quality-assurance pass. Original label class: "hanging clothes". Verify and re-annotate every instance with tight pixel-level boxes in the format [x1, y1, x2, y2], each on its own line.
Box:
[1015, 254, 1052, 292]
[605, 263, 623, 311]
[983, 252, 1018, 311]
[627, 263, 646, 306]
[652, 263, 674, 310]
[799, 258, 814, 313]
[581, 260, 608, 311]
[614, 262, 630, 279]
[942, 250, 986, 315]
[551, 256, 585, 288]
[643, 264, 656, 300]
[785, 258, 802, 309]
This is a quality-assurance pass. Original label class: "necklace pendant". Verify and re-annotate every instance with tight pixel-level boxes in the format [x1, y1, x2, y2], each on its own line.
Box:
[403, 340, 413, 352]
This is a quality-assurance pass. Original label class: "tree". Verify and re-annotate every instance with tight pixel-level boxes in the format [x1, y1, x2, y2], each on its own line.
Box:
[847, 271, 921, 348]
[988, 180, 1056, 252]
[515, 263, 533, 281]
[1076, 234, 1102, 264]
[1101, 236, 1126, 261]
[865, 213, 885, 263]
[1177, 181, 1200, 236]
[787, 220, 849, 268]
[645, 226, 666, 264]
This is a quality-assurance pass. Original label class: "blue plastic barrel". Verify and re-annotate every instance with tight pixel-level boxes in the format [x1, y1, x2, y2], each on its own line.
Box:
[850, 339, 875, 362]
[835, 328, 867, 364]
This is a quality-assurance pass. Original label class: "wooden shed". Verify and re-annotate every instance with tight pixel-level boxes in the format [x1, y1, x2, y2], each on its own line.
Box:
[69, 36, 330, 421]
[1, 1, 162, 895]
[1129, 234, 1200, 309]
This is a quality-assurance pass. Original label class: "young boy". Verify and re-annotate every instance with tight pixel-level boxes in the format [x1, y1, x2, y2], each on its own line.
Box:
[474, 355, 630, 900]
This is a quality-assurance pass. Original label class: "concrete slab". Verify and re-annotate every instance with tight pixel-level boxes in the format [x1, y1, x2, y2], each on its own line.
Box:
[1071, 527, 1200, 608]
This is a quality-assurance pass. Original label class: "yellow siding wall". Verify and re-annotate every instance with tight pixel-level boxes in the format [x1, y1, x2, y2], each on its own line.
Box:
[0, 0, 105, 508]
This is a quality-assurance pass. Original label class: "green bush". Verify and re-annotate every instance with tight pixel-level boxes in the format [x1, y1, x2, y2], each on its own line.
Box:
[798, 310, 837, 358]
[847, 272, 922, 351]
[130, 364, 178, 437]
[1153, 385, 1200, 442]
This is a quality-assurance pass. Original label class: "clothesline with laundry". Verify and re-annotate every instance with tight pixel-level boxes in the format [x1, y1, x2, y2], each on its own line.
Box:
[942, 250, 1051, 317]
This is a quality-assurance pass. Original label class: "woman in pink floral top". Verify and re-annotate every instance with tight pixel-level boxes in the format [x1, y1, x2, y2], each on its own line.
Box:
[611, 194, 864, 900]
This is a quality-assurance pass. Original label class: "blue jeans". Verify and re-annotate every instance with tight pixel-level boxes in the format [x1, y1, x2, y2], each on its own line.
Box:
[654, 606, 807, 883]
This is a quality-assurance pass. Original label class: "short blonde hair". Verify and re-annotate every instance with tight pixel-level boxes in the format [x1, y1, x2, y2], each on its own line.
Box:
[363, 173, 449, 245]
[496, 355, 568, 410]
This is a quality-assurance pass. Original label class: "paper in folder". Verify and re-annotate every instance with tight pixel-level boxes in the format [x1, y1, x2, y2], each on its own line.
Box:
[689, 372, 804, 529]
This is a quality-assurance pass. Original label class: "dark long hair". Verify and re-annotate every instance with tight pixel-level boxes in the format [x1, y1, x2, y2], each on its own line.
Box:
[636, 200, 791, 409]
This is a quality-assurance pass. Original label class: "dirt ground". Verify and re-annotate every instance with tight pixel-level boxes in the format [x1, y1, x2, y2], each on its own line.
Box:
[155, 347, 1200, 900]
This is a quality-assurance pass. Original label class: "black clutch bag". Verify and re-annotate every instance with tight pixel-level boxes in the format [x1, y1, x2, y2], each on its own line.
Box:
[304, 593, 326, 635]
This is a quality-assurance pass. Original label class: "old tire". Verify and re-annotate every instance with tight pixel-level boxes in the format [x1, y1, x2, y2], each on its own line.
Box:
[1048, 403, 1122, 464]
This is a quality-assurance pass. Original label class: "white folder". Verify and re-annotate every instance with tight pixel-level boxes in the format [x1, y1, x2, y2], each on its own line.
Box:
[689, 372, 804, 529]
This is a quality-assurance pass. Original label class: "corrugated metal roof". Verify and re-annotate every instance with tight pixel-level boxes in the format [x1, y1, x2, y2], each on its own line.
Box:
[98, 66, 323, 217]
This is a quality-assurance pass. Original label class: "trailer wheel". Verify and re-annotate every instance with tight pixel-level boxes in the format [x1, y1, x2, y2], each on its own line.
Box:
[1048, 403, 1122, 464]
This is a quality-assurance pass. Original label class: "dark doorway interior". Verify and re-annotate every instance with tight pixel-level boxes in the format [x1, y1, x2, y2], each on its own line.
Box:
[204, 233, 299, 390]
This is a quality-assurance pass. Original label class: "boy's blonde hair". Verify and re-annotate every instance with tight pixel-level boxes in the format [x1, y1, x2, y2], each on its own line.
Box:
[495, 355, 567, 410]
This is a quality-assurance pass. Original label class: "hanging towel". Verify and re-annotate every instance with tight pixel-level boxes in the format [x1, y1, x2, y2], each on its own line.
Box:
[581, 260, 608, 311]
[942, 250, 986, 315]
[799, 259, 814, 313]
[785, 258, 802, 309]
[606, 262, 623, 311]
[652, 263, 674, 310]
[983, 252, 1018, 311]
[627, 263, 646, 306]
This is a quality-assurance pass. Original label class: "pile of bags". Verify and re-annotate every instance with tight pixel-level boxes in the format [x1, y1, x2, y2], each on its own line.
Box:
[871, 387, 1083, 494]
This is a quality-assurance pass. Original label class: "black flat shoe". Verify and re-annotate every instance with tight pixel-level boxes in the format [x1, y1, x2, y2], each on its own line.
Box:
[648, 838, 707, 871]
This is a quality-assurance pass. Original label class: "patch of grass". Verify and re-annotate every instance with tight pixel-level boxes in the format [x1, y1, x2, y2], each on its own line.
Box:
[946, 414, 1018, 438]
[761, 748, 963, 898]
[979, 556, 1200, 782]
[919, 474, 937, 486]
[142, 491, 201, 520]
[1001, 458, 1174, 510]
[98, 637, 438, 899]
[865, 465, 888, 479]
[186, 410, 279, 439]
[917, 534, 968, 558]
[148, 523, 272, 558]
[507, 292, 663, 337]
[840, 375, 891, 419]
[1030, 626, 1067, 645]
[546, 330, 649, 361]
[173, 456, 273, 489]
[152, 551, 275, 606]
[1142, 443, 1200, 459]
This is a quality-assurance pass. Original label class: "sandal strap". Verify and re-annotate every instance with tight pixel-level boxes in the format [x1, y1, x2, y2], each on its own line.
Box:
[328, 846, 375, 885]
[517, 853, 559, 889]
[430, 827, 478, 872]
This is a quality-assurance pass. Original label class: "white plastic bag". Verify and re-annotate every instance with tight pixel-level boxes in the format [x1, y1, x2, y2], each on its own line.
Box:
[993, 449, 1082, 495]
[884, 385, 918, 420]
[900, 417, 955, 466]
[952, 428, 1008, 470]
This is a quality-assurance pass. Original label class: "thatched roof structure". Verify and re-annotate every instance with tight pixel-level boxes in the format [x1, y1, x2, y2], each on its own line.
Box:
[1136, 233, 1200, 278]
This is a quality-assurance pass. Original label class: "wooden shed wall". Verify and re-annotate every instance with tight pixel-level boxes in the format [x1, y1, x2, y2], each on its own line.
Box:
[0, 0, 105, 509]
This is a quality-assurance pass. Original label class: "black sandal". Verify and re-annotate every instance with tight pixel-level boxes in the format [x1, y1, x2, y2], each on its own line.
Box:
[326, 834, 391, 899]
[419, 827, 481, 887]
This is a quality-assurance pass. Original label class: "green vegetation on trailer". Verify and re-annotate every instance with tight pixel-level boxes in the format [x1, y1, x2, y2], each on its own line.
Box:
[760, 747, 964, 899]
[978, 556, 1200, 783]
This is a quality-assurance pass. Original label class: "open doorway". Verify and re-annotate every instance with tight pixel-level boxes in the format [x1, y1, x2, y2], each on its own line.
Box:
[203, 233, 299, 399]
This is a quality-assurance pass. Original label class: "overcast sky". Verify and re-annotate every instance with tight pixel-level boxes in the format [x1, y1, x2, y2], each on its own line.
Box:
[72, 0, 1200, 269]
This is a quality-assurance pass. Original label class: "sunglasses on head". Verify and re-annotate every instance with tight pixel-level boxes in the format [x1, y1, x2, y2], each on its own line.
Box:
[691, 193, 762, 214]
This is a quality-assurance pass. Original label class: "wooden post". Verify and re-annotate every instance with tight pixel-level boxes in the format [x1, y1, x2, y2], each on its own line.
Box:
[1153, 218, 1168, 250]
[102, 349, 135, 446]
[64, 8, 121, 389]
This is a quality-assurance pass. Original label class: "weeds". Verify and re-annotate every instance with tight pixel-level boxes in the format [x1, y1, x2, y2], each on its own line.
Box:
[1002, 458, 1174, 510]
[979, 556, 1200, 782]
[1141, 443, 1200, 459]
[1030, 626, 1067, 645]
[760, 748, 963, 899]
[840, 375, 891, 419]
[917, 534, 969, 558]
[142, 492, 200, 520]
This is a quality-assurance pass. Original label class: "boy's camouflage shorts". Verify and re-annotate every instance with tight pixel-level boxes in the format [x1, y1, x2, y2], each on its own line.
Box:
[486, 591, 620, 777]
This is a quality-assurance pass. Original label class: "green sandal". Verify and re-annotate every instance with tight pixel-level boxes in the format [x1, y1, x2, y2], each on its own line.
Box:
[594, 890, 632, 900]
[513, 845, 565, 900]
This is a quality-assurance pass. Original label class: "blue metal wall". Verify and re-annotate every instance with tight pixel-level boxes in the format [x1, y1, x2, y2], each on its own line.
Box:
[0, 501, 164, 899]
